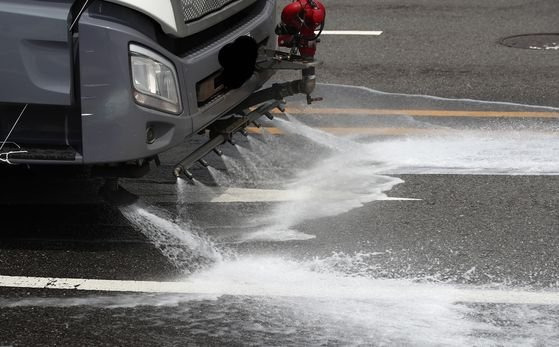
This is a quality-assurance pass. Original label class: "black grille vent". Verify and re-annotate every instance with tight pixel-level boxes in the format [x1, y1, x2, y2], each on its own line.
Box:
[180, 0, 239, 23]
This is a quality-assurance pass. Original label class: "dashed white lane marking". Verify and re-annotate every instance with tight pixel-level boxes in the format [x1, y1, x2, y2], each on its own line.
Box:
[1, 275, 558, 305]
[134, 185, 422, 204]
[208, 188, 420, 203]
[320, 30, 383, 36]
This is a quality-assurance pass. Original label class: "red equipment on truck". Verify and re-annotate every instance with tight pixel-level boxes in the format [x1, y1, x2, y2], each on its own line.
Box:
[277, 0, 326, 58]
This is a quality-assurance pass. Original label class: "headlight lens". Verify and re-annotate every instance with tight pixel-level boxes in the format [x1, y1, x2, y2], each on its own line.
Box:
[129, 44, 181, 114]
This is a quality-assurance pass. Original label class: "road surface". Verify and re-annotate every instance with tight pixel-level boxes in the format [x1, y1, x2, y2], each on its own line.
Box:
[1, 1, 559, 345]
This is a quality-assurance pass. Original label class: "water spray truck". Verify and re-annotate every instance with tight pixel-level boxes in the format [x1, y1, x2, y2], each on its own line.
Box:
[0, 0, 326, 205]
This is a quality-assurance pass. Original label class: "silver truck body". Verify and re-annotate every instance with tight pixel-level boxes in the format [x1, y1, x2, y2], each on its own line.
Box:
[0, 0, 276, 168]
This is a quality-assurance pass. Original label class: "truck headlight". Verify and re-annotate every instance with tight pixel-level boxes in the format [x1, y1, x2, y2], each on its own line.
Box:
[129, 44, 181, 114]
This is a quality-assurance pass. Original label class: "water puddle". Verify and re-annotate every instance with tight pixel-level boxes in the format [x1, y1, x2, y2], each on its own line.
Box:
[7, 84, 559, 345]
[4, 250, 559, 345]
[364, 131, 559, 175]
[291, 84, 559, 175]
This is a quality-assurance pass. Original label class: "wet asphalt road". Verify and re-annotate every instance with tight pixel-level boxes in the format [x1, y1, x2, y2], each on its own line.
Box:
[2, 0, 559, 346]
[317, 0, 559, 107]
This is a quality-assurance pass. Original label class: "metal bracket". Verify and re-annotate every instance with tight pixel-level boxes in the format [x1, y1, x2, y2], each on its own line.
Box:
[256, 49, 323, 71]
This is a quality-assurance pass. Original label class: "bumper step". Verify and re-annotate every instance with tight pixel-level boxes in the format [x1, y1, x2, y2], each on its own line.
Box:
[2, 145, 81, 163]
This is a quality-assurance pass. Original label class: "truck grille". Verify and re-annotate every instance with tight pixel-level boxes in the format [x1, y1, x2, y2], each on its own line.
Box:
[180, 0, 239, 23]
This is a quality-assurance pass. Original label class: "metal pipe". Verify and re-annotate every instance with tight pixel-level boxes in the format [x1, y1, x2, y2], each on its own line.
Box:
[233, 80, 302, 112]
[174, 135, 227, 177]
[173, 100, 282, 176]
[198, 159, 209, 167]
[183, 170, 194, 180]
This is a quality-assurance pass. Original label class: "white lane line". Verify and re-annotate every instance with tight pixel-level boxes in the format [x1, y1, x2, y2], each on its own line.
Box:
[211, 187, 298, 203]
[134, 185, 422, 203]
[1, 275, 558, 305]
[320, 30, 383, 36]
[209, 187, 420, 203]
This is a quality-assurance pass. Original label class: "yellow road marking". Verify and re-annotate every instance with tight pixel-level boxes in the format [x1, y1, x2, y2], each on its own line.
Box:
[247, 126, 559, 136]
[249, 127, 458, 136]
[271, 108, 559, 118]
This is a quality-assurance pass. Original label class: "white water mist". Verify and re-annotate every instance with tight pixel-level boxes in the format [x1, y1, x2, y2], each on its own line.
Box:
[240, 116, 402, 242]
[121, 204, 223, 273]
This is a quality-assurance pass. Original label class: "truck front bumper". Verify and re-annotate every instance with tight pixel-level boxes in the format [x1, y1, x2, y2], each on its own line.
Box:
[78, 0, 276, 165]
